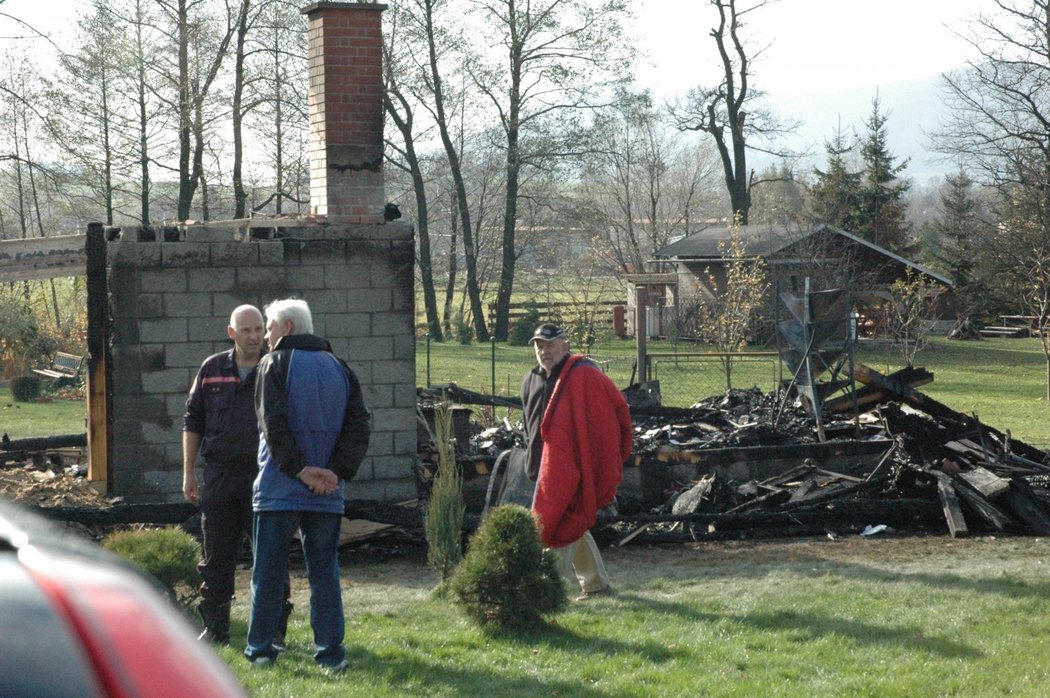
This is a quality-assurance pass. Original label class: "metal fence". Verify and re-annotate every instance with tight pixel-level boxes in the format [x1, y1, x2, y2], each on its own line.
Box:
[418, 338, 782, 410]
[645, 352, 781, 407]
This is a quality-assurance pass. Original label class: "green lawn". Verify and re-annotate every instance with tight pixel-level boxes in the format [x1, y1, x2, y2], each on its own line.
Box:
[421, 334, 1050, 448]
[217, 536, 1050, 697]
[0, 385, 87, 439]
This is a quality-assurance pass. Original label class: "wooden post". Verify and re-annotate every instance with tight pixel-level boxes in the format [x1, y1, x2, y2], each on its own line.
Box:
[85, 223, 111, 491]
[635, 286, 647, 383]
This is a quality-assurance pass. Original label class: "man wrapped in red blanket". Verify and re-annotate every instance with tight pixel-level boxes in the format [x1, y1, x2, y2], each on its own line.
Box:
[521, 323, 633, 599]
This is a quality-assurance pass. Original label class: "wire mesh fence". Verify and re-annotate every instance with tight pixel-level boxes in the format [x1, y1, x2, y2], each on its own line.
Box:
[417, 338, 781, 410]
[646, 353, 781, 407]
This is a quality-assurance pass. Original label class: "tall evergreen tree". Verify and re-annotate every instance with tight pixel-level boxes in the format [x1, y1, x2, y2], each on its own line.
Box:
[927, 170, 980, 286]
[808, 124, 862, 231]
[920, 169, 991, 320]
[855, 95, 910, 252]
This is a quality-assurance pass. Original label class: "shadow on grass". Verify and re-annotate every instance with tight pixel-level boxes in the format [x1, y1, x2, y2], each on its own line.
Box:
[230, 609, 685, 696]
[609, 544, 1050, 602]
[740, 609, 983, 659]
[612, 588, 981, 660]
[342, 644, 613, 698]
[482, 615, 689, 665]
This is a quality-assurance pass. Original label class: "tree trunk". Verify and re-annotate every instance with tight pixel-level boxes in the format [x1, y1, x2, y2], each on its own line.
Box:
[176, 0, 193, 221]
[136, 12, 151, 225]
[231, 0, 250, 219]
[100, 67, 114, 226]
[493, 84, 520, 341]
[443, 191, 459, 338]
[423, 0, 488, 341]
[384, 85, 442, 341]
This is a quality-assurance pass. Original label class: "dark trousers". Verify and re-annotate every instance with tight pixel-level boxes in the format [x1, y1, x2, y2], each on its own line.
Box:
[198, 465, 256, 605]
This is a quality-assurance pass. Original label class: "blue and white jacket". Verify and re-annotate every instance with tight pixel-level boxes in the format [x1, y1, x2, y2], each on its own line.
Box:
[253, 334, 371, 514]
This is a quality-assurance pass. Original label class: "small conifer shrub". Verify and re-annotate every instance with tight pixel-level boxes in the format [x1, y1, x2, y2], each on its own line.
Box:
[448, 504, 566, 632]
[425, 399, 465, 581]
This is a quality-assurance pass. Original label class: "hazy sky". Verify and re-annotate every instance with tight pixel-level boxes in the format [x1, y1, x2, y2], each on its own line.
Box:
[1, 0, 992, 97]
[635, 0, 991, 97]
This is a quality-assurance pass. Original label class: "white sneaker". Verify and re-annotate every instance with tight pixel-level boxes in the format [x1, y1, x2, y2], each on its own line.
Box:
[250, 656, 275, 668]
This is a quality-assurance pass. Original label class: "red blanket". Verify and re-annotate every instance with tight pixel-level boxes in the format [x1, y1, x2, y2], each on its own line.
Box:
[532, 355, 633, 548]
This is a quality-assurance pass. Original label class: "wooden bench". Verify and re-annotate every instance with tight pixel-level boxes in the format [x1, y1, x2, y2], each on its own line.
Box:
[32, 351, 86, 387]
[979, 325, 1029, 338]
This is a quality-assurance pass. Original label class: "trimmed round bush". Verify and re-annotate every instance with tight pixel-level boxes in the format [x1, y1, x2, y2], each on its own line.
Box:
[103, 527, 201, 606]
[10, 375, 42, 402]
[448, 504, 566, 632]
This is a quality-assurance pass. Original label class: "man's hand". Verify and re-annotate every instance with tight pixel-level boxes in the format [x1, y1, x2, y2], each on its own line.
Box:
[297, 466, 339, 495]
[182, 471, 199, 505]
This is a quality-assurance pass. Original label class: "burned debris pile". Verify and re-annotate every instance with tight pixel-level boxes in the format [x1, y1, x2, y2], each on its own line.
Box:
[417, 365, 1050, 543]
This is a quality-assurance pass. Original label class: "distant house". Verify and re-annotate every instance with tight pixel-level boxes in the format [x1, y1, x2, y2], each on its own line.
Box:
[647, 223, 956, 337]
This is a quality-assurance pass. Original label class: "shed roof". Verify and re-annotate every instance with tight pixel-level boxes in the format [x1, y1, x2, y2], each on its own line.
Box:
[653, 223, 953, 288]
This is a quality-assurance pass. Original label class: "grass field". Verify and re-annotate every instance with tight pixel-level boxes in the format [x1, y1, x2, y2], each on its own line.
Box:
[420, 334, 1050, 448]
[0, 385, 87, 439]
[216, 536, 1050, 697]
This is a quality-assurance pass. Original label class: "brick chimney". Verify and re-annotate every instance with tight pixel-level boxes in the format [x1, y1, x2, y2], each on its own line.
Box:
[302, 2, 386, 223]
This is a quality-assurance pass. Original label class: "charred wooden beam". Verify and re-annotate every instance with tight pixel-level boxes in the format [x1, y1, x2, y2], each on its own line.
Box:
[853, 364, 1050, 465]
[824, 365, 933, 414]
[0, 234, 87, 282]
[1002, 479, 1050, 535]
[603, 496, 943, 534]
[934, 471, 1014, 531]
[29, 503, 196, 526]
[0, 434, 87, 452]
[650, 439, 893, 467]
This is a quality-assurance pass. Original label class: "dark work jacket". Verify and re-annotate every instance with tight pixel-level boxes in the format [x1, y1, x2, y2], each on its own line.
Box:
[184, 348, 258, 470]
[520, 354, 570, 480]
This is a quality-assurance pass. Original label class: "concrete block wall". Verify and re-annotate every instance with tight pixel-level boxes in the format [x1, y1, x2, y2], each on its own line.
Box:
[106, 220, 416, 504]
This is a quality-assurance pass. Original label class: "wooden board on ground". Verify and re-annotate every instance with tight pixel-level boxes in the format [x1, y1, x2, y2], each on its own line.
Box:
[959, 466, 1010, 499]
[936, 475, 968, 538]
[339, 518, 397, 545]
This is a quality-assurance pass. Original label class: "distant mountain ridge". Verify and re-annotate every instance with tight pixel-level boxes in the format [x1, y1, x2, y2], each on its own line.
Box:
[758, 74, 953, 185]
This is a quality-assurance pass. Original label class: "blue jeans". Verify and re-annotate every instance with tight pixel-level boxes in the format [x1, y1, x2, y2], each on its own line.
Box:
[245, 511, 345, 666]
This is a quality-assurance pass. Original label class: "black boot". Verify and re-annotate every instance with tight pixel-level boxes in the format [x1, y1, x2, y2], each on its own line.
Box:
[273, 601, 294, 650]
[197, 600, 231, 645]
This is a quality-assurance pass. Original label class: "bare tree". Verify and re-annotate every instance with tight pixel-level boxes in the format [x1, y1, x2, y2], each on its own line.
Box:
[405, 0, 490, 341]
[244, 0, 308, 216]
[154, 0, 236, 221]
[468, 0, 632, 340]
[98, 0, 170, 225]
[877, 269, 941, 367]
[579, 87, 721, 274]
[694, 225, 769, 389]
[672, 0, 797, 225]
[50, 0, 128, 225]
[384, 2, 442, 340]
[935, 0, 1050, 395]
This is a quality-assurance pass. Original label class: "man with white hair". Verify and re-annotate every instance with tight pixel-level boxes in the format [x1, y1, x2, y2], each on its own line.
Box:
[245, 298, 370, 673]
[183, 304, 291, 645]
